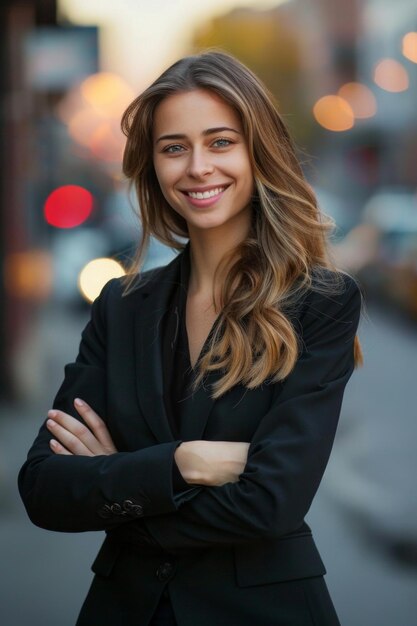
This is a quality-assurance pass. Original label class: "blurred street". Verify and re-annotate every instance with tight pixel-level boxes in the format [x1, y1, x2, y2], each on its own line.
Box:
[1, 296, 416, 626]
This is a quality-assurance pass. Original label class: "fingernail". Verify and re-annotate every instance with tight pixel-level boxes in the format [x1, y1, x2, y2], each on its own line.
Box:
[50, 439, 58, 447]
[47, 410, 56, 418]
[47, 419, 55, 428]
[74, 398, 84, 407]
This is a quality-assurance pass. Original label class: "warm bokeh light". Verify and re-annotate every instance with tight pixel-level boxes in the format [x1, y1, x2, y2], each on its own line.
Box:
[57, 72, 130, 163]
[402, 32, 417, 63]
[44, 185, 94, 228]
[89, 120, 126, 162]
[67, 108, 100, 147]
[373, 58, 409, 92]
[78, 257, 125, 302]
[337, 82, 377, 119]
[312, 95, 354, 132]
[4, 250, 53, 301]
[402, 33, 417, 63]
[80, 72, 135, 117]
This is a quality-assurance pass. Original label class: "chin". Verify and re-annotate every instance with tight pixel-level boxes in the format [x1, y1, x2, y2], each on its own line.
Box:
[189, 215, 231, 230]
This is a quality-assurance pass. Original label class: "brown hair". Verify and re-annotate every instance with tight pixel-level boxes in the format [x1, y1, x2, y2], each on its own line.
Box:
[121, 49, 363, 398]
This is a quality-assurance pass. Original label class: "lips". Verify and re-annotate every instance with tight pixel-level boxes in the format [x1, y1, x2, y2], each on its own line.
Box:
[188, 187, 224, 200]
[181, 185, 229, 208]
[181, 184, 231, 199]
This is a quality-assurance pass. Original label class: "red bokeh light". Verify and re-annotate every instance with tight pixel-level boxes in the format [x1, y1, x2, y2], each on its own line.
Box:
[44, 185, 94, 228]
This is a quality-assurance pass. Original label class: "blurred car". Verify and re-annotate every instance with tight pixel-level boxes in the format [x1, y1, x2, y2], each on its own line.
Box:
[357, 187, 417, 319]
[314, 185, 360, 241]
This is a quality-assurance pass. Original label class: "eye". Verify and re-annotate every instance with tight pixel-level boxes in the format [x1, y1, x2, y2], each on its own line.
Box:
[212, 138, 233, 148]
[162, 144, 184, 154]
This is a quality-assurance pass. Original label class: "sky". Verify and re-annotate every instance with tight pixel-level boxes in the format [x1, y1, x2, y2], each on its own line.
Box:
[58, 0, 290, 90]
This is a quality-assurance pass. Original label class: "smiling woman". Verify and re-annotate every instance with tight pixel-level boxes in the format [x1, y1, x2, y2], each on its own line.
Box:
[152, 89, 254, 247]
[19, 50, 364, 626]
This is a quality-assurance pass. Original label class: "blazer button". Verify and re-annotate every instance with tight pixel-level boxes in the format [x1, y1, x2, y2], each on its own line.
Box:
[122, 499, 136, 512]
[98, 504, 112, 519]
[155, 561, 175, 582]
[131, 504, 143, 517]
[123, 500, 143, 517]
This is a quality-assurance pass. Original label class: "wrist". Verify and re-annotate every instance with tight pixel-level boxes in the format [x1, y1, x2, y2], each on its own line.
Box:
[174, 441, 210, 485]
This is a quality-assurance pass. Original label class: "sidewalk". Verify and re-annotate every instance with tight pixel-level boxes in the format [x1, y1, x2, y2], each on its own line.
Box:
[0, 305, 103, 626]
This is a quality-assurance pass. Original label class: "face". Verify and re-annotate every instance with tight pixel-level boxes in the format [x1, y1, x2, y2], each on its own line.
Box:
[152, 89, 254, 235]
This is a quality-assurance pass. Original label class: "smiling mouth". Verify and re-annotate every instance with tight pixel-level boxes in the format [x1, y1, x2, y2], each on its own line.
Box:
[184, 186, 229, 200]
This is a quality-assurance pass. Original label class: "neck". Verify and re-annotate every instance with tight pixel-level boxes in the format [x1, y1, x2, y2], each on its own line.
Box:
[187, 209, 252, 301]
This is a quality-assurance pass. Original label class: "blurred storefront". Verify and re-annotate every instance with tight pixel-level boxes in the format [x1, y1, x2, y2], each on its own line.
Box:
[0, 0, 100, 399]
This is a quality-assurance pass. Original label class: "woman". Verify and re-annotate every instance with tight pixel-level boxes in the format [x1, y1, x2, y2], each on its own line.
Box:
[19, 50, 363, 626]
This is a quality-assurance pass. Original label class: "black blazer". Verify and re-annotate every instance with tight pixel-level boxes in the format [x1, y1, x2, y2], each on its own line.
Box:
[18, 246, 362, 626]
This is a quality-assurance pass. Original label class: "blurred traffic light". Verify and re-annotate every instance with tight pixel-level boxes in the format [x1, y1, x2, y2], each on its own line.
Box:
[44, 184, 93, 228]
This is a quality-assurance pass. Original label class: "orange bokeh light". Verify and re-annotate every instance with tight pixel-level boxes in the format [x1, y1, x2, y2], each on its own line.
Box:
[80, 72, 135, 118]
[44, 185, 93, 228]
[373, 58, 409, 92]
[4, 250, 53, 301]
[89, 121, 126, 163]
[402, 32, 417, 63]
[59, 72, 132, 164]
[313, 95, 354, 132]
[68, 109, 101, 147]
[337, 82, 377, 119]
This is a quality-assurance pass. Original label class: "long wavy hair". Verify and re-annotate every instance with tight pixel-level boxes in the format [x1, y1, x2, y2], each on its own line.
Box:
[121, 49, 363, 398]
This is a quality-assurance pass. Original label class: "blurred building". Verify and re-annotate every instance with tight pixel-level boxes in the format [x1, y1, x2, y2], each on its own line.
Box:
[0, 0, 100, 400]
[0, 0, 58, 399]
[193, 0, 417, 214]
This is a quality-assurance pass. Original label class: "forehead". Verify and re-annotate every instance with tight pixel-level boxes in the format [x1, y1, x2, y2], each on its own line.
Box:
[152, 89, 241, 136]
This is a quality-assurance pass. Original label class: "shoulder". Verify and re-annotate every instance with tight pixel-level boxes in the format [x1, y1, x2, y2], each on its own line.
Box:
[89, 259, 178, 325]
[95, 264, 167, 304]
[308, 267, 362, 305]
[297, 268, 363, 340]
[285, 267, 362, 339]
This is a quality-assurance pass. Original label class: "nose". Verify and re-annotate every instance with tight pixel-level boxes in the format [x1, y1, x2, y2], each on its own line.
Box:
[186, 148, 214, 178]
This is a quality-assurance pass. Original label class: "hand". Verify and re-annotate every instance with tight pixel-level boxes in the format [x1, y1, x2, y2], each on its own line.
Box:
[175, 440, 250, 487]
[46, 398, 118, 456]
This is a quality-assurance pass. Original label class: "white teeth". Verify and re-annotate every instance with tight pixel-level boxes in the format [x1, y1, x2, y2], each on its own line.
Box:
[188, 187, 225, 199]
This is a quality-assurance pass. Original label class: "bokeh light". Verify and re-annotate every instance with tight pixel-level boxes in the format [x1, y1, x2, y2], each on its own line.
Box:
[44, 185, 94, 228]
[373, 58, 409, 92]
[4, 250, 53, 300]
[312, 95, 354, 132]
[337, 82, 377, 119]
[57, 72, 132, 164]
[67, 109, 100, 147]
[78, 257, 125, 302]
[402, 32, 417, 63]
[80, 72, 135, 117]
[89, 120, 126, 162]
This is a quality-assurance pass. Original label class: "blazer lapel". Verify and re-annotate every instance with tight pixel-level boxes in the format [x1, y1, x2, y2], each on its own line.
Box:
[134, 250, 183, 443]
[134, 242, 222, 443]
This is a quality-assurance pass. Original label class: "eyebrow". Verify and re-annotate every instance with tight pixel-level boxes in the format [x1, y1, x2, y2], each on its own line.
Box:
[155, 126, 241, 143]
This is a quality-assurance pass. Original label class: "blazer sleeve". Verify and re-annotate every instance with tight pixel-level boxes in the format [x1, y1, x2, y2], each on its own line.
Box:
[17, 279, 192, 533]
[143, 274, 362, 550]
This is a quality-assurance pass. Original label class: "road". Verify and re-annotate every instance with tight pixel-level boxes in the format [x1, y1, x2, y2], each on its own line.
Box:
[1, 298, 416, 626]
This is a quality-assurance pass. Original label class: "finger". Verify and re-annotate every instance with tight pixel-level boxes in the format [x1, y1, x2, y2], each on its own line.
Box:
[47, 409, 105, 455]
[73, 399, 117, 453]
[49, 438, 72, 456]
[46, 418, 94, 456]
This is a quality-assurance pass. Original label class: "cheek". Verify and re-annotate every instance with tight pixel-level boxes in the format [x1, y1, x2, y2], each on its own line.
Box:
[154, 160, 182, 195]
[237, 160, 254, 195]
